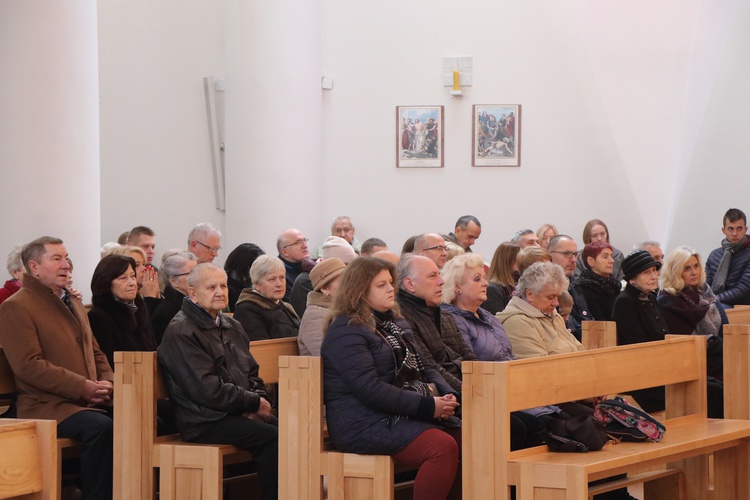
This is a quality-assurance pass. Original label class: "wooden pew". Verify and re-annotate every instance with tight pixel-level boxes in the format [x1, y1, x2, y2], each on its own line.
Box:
[462, 336, 750, 499]
[279, 355, 397, 500]
[0, 349, 82, 500]
[725, 306, 750, 325]
[0, 419, 57, 500]
[114, 337, 299, 500]
[724, 323, 750, 419]
[581, 321, 617, 350]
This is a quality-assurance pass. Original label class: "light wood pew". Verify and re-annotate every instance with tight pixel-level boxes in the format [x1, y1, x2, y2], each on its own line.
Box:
[462, 335, 750, 499]
[581, 320, 617, 350]
[0, 419, 57, 500]
[279, 355, 398, 500]
[724, 323, 750, 419]
[725, 306, 750, 325]
[114, 337, 299, 500]
[0, 349, 82, 500]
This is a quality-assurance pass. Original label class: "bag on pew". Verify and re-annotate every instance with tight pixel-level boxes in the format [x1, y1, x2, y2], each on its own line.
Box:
[540, 414, 609, 453]
[594, 396, 666, 442]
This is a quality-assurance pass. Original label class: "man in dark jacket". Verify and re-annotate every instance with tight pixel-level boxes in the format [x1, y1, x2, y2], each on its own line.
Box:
[706, 208, 750, 307]
[396, 254, 477, 393]
[548, 235, 594, 340]
[158, 263, 278, 500]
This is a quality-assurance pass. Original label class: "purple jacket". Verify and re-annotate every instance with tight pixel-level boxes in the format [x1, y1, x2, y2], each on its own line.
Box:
[441, 304, 515, 362]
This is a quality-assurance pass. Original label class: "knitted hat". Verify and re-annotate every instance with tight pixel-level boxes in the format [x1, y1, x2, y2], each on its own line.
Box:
[621, 250, 662, 281]
[310, 257, 347, 292]
[321, 236, 357, 263]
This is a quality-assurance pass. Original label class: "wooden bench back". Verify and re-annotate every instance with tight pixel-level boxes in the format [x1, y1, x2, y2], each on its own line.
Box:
[581, 321, 617, 350]
[462, 336, 707, 498]
[724, 323, 750, 419]
[250, 337, 300, 384]
[726, 306, 750, 324]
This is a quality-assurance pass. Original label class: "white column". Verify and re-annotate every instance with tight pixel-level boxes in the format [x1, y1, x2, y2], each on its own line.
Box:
[0, 1, 101, 300]
[223, 0, 324, 254]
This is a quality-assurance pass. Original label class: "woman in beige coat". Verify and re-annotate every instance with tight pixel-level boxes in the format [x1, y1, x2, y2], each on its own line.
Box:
[497, 261, 583, 359]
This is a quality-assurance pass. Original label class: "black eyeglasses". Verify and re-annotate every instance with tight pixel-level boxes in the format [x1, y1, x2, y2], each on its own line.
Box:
[550, 250, 580, 259]
[423, 245, 448, 253]
[196, 241, 222, 253]
[283, 238, 309, 249]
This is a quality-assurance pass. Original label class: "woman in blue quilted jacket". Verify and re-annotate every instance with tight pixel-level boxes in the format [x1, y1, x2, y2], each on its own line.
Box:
[320, 257, 461, 500]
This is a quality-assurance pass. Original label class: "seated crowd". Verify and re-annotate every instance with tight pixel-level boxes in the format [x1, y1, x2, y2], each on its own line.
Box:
[0, 209, 748, 500]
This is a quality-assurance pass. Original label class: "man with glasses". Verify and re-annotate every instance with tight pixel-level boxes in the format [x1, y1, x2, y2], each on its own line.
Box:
[414, 233, 449, 269]
[187, 223, 223, 264]
[277, 228, 311, 302]
[548, 235, 592, 340]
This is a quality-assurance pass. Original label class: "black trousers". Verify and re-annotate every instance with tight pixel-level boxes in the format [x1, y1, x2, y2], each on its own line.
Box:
[57, 409, 113, 500]
[190, 415, 279, 500]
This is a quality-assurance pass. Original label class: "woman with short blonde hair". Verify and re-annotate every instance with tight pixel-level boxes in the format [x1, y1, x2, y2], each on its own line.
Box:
[536, 224, 558, 250]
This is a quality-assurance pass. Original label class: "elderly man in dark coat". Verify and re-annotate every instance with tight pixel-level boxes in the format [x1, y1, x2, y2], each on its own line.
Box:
[0, 236, 114, 499]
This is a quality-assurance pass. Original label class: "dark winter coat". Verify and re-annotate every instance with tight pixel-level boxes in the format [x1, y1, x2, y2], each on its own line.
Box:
[481, 282, 513, 315]
[321, 315, 456, 455]
[573, 269, 621, 322]
[397, 290, 477, 393]
[151, 285, 185, 345]
[88, 293, 157, 368]
[234, 289, 300, 341]
[157, 298, 270, 440]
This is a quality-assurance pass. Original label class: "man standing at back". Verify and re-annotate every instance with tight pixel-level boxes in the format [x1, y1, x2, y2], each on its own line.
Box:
[706, 208, 750, 307]
[444, 215, 482, 252]
[0, 236, 114, 499]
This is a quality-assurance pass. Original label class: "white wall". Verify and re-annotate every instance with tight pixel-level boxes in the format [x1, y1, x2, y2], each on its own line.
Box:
[92, 0, 750, 274]
[0, 2, 101, 300]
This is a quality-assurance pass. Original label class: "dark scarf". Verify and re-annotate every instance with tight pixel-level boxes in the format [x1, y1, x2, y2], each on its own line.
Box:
[576, 268, 621, 297]
[658, 286, 721, 336]
[712, 235, 749, 294]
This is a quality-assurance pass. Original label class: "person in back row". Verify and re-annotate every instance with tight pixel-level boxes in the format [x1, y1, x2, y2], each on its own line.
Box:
[276, 227, 311, 302]
[443, 215, 481, 252]
[234, 255, 300, 341]
[187, 222, 222, 264]
[706, 208, 750, 307]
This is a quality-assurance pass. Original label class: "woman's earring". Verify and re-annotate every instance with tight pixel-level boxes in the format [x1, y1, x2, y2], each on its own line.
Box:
[457, 289, 462, 295]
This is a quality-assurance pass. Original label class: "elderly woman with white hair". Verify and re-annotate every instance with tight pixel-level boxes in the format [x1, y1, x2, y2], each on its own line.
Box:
[234, 255, 300, 341]
[0, 244, 25, 305]
[497, 261, 583, 359]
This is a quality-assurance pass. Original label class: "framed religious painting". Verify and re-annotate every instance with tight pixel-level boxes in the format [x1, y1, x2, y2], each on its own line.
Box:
[472, 104, 521, 167]
[397, 105, 444, 168]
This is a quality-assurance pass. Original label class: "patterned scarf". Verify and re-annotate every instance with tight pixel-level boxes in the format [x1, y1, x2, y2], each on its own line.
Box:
[376, 316, 425, 383]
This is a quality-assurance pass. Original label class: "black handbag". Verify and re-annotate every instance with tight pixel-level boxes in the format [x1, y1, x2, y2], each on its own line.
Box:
[541, 414, 610, 453]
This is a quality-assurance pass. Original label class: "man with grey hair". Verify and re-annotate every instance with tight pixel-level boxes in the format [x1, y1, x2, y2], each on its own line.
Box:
[414, 233, 448, 269]
[158, 263, 278, 500]
[511, 229, 540, 248]
[277, 227, 312, 302]
[187, 223, 222, 264]
[444, 215, 481, 252]
[547, 235, 592, 340]
[634, 241, 664, 266]
[0, 244, 25, 305]
[0, 236, 114, 499]
[396, 254, 477, 393]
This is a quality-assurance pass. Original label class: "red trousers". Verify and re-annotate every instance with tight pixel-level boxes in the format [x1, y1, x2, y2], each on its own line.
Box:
[392, 427, 461, 500]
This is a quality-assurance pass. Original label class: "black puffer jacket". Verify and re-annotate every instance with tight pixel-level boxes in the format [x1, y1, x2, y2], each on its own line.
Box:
[157, 298, 270, 440]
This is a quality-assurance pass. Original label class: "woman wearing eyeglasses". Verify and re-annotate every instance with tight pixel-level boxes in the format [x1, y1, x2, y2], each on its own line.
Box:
[321, 257, 461, 500]
[151, 251, 197, 344]
[234, 255, 300, 341]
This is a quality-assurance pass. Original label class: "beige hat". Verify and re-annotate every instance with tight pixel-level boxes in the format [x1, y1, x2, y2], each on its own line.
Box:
[310, 257, 347, 292]
[321, 236, 357, 263]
